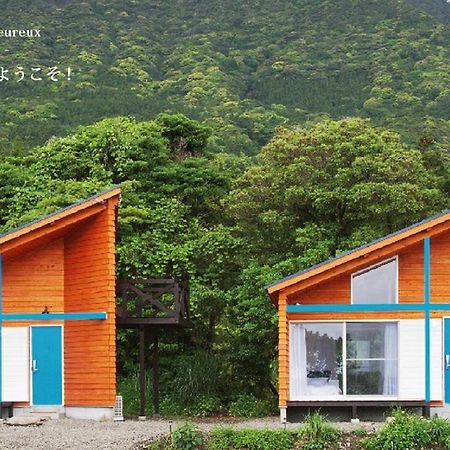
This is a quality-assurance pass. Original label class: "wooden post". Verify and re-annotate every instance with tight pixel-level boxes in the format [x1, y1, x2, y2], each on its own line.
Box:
[139, 325, 146, 417]
[423, 402, 431, 418]
[152, 328, 160, 415]
[352, 405, 358, 419]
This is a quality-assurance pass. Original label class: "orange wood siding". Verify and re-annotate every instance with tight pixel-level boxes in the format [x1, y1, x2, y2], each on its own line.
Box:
[63, 198, 117, 407]
[2, 238, 64, 313]
[288, 274, 349, 305]
[431, 233, 450, 303]
[399, 243, 423, 303]
[286, 242, 424, 306]
[2, 238, 64, 408]
[278, 292, 289, 407]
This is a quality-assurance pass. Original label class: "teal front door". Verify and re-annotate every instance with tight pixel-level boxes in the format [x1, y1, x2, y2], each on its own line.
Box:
[445, 319, 450, 403]
[31, 326, 63, 405]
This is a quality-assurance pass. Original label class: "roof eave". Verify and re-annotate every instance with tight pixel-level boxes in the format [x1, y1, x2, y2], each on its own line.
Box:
[266, 208, 450, 296]
[0, 186, 121, 248]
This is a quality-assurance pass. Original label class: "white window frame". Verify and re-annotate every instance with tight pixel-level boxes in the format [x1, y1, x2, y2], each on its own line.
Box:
[350, 256, 399, 305]
[289, 319, 400, 400]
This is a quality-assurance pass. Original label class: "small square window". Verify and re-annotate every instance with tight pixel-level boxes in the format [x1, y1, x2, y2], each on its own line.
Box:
[352, 257, 397, 304]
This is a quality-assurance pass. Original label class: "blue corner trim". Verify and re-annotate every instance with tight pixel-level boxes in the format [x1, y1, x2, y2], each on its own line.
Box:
[1, 312, 107, 321]
[424, 237, 431, 403]
[0, 254, 3, 402]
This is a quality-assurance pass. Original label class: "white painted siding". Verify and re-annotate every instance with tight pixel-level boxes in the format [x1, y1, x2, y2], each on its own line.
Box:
[398, 320, 425, 399]
[2, 327, 29, 402]
[430, 319, 443, 401]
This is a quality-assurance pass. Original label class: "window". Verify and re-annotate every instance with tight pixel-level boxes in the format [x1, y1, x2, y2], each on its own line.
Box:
[346, 322, 398, 395]
[352, 257, 397, 304]
[291, 323, 343, 398]
[290, 322, 398, 398]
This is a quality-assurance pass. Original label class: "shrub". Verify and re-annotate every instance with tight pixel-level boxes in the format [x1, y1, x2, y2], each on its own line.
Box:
[147, 435, 172, 450]
[171, 352, 223, 407]
[297, 412, 340, 450]
[160, 396, 184, 416]
[351, 426, 368, 437]
[363, 409, 432, 450]
[429, 415, 450, 447]
[191, 396, 222, 417]
[228, 394, 273, 418]
[159, 395, 221, 417]
[117, 373, 154, 417]
[207, 427, 295, 450]
[172, 422, 203, 450]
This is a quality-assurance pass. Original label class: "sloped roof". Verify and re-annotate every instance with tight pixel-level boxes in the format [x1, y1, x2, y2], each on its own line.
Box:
[266, 208, 450, 299]
[0, 186, 121, 252]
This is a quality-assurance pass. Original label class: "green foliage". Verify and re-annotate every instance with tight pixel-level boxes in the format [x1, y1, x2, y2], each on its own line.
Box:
[224, 263, 279, 398]
[169, 352, 224, 409]
[147, 435, 175, 450]
[156, 113, 212, 157]
[190, 397, 222, 418]
[117, 374, 146, 417]
[118, 353, 223, 417]
[172, 422, 204, 450]
[351, 426, 368, 437]
[228, 394, 274, 418]
[159, 395, 222, 418]
[228, 118, 446, 266]
[297, 412, 340, 450]
[429, 415, 450, 448]
[160, 396, 184, 417]
[0, 0, 448, 155]
[207, 428, 295, 450]
[363, 409, 441, 450]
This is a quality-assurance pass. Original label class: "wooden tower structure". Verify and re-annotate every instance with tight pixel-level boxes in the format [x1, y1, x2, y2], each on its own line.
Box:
[116, 277, 190, 416]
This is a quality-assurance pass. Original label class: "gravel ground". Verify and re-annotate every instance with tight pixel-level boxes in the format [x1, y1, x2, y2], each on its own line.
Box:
[0, 416, 377, 450]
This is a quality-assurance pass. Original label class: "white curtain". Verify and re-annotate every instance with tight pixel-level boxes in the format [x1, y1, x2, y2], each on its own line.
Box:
[382, 322, 398, 395]
[290, 324, 306, 399]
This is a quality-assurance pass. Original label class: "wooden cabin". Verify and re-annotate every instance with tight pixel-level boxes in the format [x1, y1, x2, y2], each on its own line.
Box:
[0, 187, 120, 420]
[267, 211, 450, 422]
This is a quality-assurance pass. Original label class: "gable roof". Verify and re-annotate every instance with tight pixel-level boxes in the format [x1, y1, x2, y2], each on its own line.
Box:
[266, 208, 450, 301]
[0, 186, 121, 254]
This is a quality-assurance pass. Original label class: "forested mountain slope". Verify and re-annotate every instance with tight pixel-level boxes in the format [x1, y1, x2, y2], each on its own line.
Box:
[0, 0, 448, 154]
[406, 0, 449, 23]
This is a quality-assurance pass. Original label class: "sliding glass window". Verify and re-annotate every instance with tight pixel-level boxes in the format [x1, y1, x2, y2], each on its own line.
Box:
[290, 322, 398, 398]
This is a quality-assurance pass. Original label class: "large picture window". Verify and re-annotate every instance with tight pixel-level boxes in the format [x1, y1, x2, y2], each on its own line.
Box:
[351, 257, 397, 304]
[290, 322, 398, 398]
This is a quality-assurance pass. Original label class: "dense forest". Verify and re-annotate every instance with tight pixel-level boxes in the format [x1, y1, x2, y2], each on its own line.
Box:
[0, 0, 449, 416]
[0, 0, 448, 155]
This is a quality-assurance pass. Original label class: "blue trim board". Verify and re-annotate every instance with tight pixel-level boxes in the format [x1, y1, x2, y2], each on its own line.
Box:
[286, 303, 450, 313]
[424, 237, 431, 403]
[1, 312, 107, 321]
